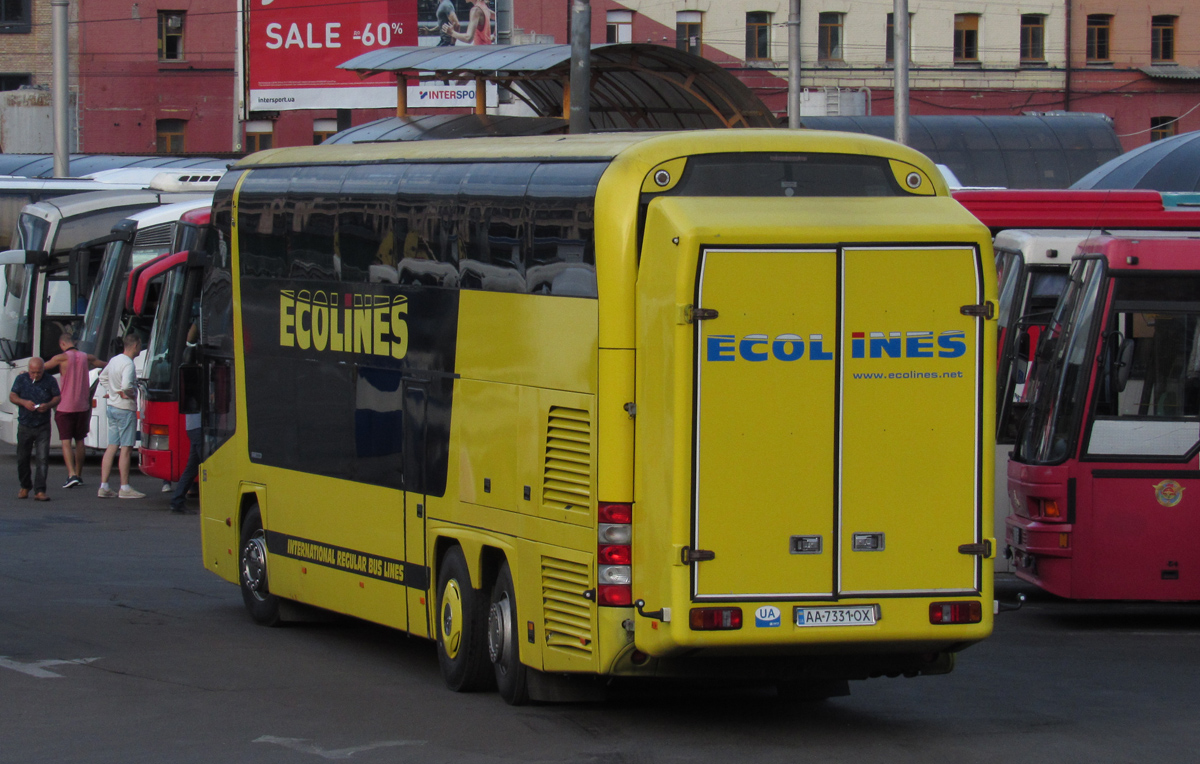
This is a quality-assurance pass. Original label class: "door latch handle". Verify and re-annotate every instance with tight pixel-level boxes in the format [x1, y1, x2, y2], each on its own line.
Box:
[681, 547, 716, 564]
[960, 301, 995, 320]
[958, 540, 992, 557]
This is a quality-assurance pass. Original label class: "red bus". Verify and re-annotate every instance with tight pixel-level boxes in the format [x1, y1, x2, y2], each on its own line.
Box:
[954, 189, 1200, 440]
[135, 207, 211, 484]
[1006, 234, 1200, 600]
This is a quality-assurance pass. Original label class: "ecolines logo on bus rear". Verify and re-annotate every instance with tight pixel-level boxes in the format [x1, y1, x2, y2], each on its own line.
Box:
[279, 289, 409, 359]
[707, 331, 967, 362]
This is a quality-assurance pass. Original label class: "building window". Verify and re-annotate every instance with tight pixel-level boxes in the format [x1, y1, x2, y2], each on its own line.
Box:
[312, 119, 337, 145]
[0, 0, 31, 34]
[156, 119, 186, 153]
[1020, 14, 1045, 63]
[245, 120, 274, 152]
[886, 13, 912, 63]
[158, 11, 185, 61]
[818, 13, 843, 62]
[1086, 15, 1111, 62]
[746, 12, 771, 61]
[1151, 16, 1176, 63]
[954, 14, 979, 63]
[676, 12, 702, 56]
[0, 73, 31, 91]
[606, 10, 632, 44]
[1150, 117, 1177, 142]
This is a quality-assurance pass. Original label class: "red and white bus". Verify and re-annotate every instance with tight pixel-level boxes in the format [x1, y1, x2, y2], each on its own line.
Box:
[1006, 234, 1200, 600]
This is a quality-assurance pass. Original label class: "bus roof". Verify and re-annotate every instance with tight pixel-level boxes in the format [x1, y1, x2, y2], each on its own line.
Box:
[997, 227, 1200, 266]
[116, 197, 213, 230]
[234, 129, 949, 181]
[955, 188, 1200, 231]
[20, 189, 208, 223]
[1079, 233, 1200, 272]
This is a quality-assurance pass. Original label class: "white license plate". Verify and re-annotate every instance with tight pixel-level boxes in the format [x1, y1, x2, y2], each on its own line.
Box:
[794, 605, 878, 627]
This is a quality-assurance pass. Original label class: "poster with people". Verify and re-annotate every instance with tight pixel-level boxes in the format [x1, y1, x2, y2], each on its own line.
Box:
[417, 0, 495, 47]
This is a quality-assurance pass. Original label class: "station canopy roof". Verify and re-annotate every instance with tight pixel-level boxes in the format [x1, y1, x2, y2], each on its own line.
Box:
[800, 114, 1122, 189]
[322, 113, 568, 144]
[1072, 129, 1200, 191]
[0, 154, 229, 179]
[338, 43, 776, 131]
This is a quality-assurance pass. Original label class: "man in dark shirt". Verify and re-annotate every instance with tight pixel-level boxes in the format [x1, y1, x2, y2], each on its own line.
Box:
[9, 357, 61, 501]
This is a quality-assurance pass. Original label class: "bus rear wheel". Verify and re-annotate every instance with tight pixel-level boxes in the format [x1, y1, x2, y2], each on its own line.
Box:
[435, 546, 492, 692]
[488, 561, 529, 705]
[239, 505, 280, 626]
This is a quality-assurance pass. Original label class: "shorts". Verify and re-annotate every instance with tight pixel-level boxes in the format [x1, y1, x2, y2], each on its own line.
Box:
[55, 409, 91, 442]
[107, 407, 137, 448]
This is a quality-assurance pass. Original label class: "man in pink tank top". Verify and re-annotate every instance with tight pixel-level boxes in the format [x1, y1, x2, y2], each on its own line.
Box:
[44, 333, 105, 488]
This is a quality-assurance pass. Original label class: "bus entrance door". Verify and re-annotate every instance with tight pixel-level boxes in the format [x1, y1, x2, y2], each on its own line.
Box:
[403, 379, 431, 637]
[692, 248, 838, 600]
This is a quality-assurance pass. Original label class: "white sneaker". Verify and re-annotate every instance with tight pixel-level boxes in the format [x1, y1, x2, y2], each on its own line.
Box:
[161, 481, 172, 492]
[118, 487, 146, 499]
[97, 487, 117, 498]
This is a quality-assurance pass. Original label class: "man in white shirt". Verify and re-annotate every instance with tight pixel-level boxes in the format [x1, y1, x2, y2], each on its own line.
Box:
[97, 334, 144, 499]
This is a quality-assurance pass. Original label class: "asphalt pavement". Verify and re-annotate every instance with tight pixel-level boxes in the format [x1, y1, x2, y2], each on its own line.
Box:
[2, 452, 1199, 763]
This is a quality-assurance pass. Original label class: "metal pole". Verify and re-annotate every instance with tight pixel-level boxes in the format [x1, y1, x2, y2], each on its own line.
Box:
[787, 0, 801, 128]
[497, 0, 512, 45]
[893, 0, 909, 145]
[568, 0, 591, 134]
[233, 0, 245, 151]
[51, 0, 70, 176]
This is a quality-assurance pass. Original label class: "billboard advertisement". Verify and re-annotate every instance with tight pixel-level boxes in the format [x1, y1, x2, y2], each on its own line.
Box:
[245, 0, 496, 112]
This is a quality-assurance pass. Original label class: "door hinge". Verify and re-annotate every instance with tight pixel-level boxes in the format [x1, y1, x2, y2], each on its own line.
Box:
[682, 305, 719, 323]
[958, 540, 992, 557]
[681, 547, 716, 564]
[960, 301, 995, 320]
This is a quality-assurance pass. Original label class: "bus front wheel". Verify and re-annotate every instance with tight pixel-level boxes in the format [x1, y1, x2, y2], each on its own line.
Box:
[435, 546, 492, 692]
[239, 505, 281, 626]
[488, 561, 529, 705]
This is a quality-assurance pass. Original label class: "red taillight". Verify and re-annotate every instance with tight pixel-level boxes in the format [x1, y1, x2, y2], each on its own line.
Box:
[597, 502, 632, 607]
[689, 607, 742, 630]
[597, 585, 632, 606]
[598, 544, 631, 565]
[598, 502, 632, 523]
[929, 601, 983, 624]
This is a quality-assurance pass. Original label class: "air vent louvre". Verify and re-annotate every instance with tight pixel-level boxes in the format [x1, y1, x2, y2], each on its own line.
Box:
[541, 555, 592, 656]
[543, 406, 592, 516]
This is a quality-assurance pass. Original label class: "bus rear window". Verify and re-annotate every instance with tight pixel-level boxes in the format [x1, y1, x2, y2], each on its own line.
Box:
[671, 153, 901, 197]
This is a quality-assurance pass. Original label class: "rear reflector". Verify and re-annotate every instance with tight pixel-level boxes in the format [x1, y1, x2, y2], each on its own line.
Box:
[689, 607, 742, 630]
[929, 601, 983, 624]
[597, 584, 632, 606]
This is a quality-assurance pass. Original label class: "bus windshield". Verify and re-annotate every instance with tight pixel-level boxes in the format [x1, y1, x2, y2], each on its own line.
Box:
[1015, 258, 1107, 464]
[144, 267, 187, 393]
[77, 239, 130, 355]
[0, 264, 34, 360]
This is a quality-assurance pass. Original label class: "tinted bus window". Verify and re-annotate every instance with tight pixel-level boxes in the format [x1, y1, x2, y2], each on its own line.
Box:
[672, 153, 902, 197]
[287, 165, 349, 282]
[396, 163, 467, 288]
[527, 162, 603, 298]
[238, 168, 294, 278]
[460, 163, 536, 294]
[339, 165, 404, 284]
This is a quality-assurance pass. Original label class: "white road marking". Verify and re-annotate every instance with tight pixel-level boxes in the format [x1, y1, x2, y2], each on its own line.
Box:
[0, 656, 101, 678]
[253, 736, 426, 759]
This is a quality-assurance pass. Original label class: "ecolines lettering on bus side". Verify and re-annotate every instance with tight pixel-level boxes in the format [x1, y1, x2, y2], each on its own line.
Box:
[707, 330, 967, 362]
[279, 289, 409, 359]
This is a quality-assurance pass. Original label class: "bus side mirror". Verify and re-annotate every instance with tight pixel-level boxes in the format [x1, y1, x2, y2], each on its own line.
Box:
[179, 364, 203, 416]
[1114, 338, 1136, 393]
[1016, 329, 1031, 362]
[0, 249, 48, 266]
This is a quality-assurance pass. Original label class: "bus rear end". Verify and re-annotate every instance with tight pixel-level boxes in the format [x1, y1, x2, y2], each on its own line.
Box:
[625, 148, 995, 682]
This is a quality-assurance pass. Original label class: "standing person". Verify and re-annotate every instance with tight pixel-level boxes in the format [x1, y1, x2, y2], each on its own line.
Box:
[43, 333, 105, 488]
[97, 334, 144, 499]
[168, 412, 201, 514]
[435, 0, 459, 46]
[9, 357, 61, 501]
[445, 0, 494, 45]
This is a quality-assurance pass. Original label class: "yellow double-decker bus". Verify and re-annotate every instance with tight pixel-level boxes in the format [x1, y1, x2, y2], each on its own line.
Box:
[197, 130, 996, 704]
